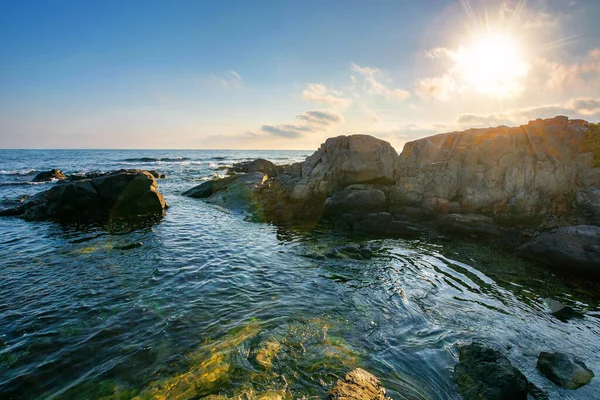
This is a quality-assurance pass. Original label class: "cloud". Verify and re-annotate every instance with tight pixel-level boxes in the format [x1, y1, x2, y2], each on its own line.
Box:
[301, 83, 351, 108]
[415, 75, 457, 101]
[455, 97, 600, 128]
[220, 70, 243, 89]
[532, 48, 600, 91]
[350, 63, 411, 100]
[261, 109, 345, 138]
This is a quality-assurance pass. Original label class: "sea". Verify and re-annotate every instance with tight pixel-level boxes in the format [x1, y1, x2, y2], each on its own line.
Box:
[0, 149, 599, 399]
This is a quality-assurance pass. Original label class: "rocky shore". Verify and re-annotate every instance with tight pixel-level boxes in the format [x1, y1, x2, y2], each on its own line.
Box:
[0, 169, 168, 223]
[184, 116, 600, 276]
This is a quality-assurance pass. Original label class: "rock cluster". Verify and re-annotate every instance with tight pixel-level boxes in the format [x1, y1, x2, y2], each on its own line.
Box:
[183, 116, 600, 274]
[1, 169, 168, 223]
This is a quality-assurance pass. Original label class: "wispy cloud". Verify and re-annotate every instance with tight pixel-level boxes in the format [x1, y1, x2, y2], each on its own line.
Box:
[261, 109, 345, 138]
[220, 70, 243, 89]
[301, 83, 351, 108]
[351, 63, 411, 100]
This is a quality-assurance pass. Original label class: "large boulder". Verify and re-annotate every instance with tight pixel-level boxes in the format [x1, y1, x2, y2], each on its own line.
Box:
[325, 368, 391, 400]
[517, 225, 600, 274]
[302, 135, 399, 195]
[4, 170, 167, 222]
[537, 352, 594, 389]
[395, 117, 599, 227]
[32, 169, 66, 182]
[454, 343, 528, 400]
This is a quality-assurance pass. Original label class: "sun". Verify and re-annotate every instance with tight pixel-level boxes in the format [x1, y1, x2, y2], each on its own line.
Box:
[455, 33, 530, 97]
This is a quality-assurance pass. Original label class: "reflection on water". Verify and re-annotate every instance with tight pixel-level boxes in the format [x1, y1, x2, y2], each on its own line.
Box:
[1, 150, 599, 399]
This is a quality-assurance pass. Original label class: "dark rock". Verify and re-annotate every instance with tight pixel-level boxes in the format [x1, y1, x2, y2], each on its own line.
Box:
[32, 169, 66, 182]
[537, 352, 594, 389]
[115, 241, 143, 250]
[184, 172, 268, 217]
[325, 244, 376, 260]
[4, 170, 167, 223]
[325, 368, 391, 400]
[436, 213, 502, 238]
[324, 188, 387, 217]
[543, 299, 583, 322]
[147, 170, 166, 179]
[454, 343, 528, 400]
[517, 225, 600, 274]
[229, 159, 278, 178]
[527, 382, 550, 400]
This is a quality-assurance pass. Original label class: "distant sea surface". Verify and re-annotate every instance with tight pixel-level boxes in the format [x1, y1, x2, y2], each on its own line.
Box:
[1, 149, 599, 399]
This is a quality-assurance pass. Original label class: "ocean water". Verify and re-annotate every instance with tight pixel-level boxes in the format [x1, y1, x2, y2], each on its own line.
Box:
[0, 149, 599, 400]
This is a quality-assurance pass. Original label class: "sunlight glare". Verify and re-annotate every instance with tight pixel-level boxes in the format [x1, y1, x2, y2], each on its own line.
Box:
[456, 34, 529, 97]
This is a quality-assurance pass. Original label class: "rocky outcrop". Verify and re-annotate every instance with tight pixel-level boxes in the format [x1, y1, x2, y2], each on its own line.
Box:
[394, 117, 598, 227]
[454, 343, 528, 400]
[325, 368, 391, 400]
[517, 225, 600, 274]
[2, 170, 168, 223]
[183, 117, 600, 266]
[32, 169, 66, 182]
[537, 352, 594, 389]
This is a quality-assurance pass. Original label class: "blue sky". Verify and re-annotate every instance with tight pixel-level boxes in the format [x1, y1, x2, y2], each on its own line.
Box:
[1, 0, 599, 149]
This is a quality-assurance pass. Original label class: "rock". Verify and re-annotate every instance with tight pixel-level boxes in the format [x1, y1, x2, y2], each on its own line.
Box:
[114, 241, 143, 250]
[183, 172, 268, 216]
[4, 170, 167, 223]
[229, 159, 278, 178]
[325, 368, 391, 400]
[395, 117, 598, 227]
[517, 225, 600, 274]
[32, 169, 66, 182]
[147, 170, 166, 179]
[325, 244, 376, 260]
[436, 213, 502, 238]
[543, 299, 582, 322]
[454, 343, 528, 400]
[303, 135, 399, 194]
[323, 188, 387, 217]
[537, 352, 594, 389]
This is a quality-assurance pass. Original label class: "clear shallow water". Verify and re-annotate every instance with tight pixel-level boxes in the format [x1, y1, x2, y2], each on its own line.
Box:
[0, 150, 599, 400]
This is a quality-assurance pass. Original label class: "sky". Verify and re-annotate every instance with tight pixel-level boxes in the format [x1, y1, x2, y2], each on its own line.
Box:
[1, 0, 599, 150]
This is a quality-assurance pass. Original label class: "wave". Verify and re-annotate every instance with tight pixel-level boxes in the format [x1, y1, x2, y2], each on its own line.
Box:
[119, 157, 192, 163]
[0, 181, 50, 187]
[0, 169, 37, 176]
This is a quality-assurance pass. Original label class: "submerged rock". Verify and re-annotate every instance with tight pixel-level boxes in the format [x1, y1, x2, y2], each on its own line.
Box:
[2, 170, 168, 223]
[517, 225, 600, 274]
[229, 158, 278, 178]
[543, 299, 583, 322]
[537, 352, 594, 389]
[32, 169, 66, 182]
[325, 368, 391, 400]
[454, 343, 528, 400]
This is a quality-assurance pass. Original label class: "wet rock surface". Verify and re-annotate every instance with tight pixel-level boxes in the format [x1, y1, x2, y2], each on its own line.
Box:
[325, 368, 391, 400]
[1, 170, 168, 223]
[454, 343, 528, 400]
[537, 352, 594, 389]
[32, 169, 66, 182]
[183, 117, 600, 274]
[517, 225, 600, 274]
